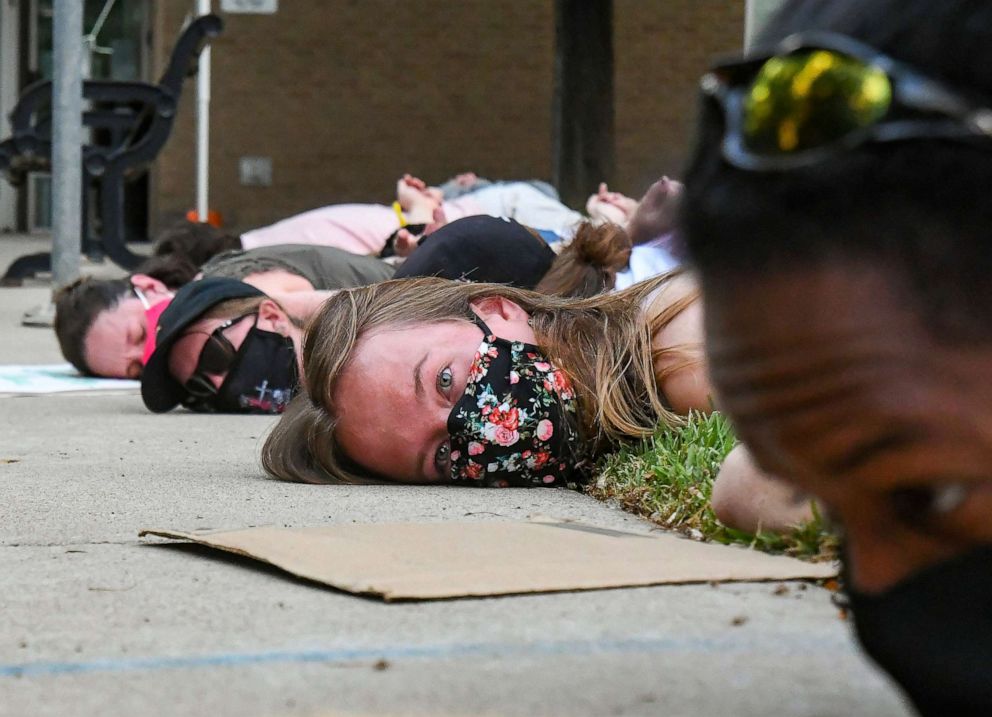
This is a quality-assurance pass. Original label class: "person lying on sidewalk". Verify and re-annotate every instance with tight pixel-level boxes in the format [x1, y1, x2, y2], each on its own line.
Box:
[585, 176, 684, 250]
[71, 211, 670, 384]
[53, 244, 394, 380]
[139, 277, 314, 414]
[393, 176, 685, 296]
[260, 270, 710, 485]
[183, 174, 588, 259]
[139, 217, 605, 414]
[680, 0, 992, 712]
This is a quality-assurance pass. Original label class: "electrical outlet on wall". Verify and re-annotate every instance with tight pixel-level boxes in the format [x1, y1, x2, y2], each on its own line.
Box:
[220, 0, 279, 14]
[239, 156, 273, 187]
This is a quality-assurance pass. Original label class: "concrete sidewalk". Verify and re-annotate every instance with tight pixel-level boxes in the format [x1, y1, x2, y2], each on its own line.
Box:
[0, 241, 912, 716]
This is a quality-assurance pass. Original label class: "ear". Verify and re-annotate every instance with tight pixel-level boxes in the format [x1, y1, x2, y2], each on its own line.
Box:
[469, 296, 526, 322]
[130, 274, 168, 294]
[469, 296, 535, 343]
[256, 298, 292, 335]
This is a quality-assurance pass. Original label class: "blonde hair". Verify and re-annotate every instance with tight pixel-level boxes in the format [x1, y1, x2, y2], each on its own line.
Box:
[262, 273, 697, 484]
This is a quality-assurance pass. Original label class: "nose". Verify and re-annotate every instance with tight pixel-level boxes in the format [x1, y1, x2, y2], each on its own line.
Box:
[843, 527, 928, 595]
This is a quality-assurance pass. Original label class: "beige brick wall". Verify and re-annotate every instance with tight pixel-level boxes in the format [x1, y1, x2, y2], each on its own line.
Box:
[150, 1, 743, 234]
[614, 0, 745, 194]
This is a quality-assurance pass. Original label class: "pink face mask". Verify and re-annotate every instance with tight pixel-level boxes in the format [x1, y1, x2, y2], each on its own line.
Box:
[133, 287, 173, 365]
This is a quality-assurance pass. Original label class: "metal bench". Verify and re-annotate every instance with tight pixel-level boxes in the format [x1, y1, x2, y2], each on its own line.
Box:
[0, 14, 223, 283]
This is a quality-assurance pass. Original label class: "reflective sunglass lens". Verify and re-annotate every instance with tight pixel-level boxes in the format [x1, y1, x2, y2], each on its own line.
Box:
[742, 50, 892, 154]
[197, 334, 237, 375]
[185, 373, 218, 398]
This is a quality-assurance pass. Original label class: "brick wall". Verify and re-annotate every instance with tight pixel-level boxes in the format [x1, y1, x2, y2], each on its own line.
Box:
[614, 0, 745, 194]
[150, 1, 743, 234]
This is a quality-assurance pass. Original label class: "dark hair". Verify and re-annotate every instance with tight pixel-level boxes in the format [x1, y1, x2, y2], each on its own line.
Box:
[53, 277, 132, 374]
[133, 253, 201, 287]
[535, 222, 632, 298]
[53, 222, 241, 372]
[152, 220, 241, 268]
[682, 0, 992, 341]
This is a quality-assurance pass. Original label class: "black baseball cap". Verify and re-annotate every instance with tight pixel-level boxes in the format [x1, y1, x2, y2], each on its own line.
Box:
[393, 215, 556, 289]
[141, 277, 264, 413]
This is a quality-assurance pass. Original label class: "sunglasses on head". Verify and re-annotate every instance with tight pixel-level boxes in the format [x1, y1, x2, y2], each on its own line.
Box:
[183, 312, 257, 401]
[702, 31, 992, 171]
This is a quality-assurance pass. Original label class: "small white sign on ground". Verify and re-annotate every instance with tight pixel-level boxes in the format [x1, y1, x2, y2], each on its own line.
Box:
[0, 363, 140, 394]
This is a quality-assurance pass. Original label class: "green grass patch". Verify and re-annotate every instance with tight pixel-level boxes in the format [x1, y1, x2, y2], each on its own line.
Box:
[587, 411, 838, 561]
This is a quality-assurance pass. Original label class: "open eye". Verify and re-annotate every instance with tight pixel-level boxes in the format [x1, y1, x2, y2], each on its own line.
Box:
[888, 483, 969, 525]
[434, 441, 451, 478]
[437, 366, 453, 392]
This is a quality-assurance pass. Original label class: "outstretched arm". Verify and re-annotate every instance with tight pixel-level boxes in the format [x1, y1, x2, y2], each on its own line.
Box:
[711, 444, 816, 534]
[396, 174, 444, 223]
[586, 182, 640, 226]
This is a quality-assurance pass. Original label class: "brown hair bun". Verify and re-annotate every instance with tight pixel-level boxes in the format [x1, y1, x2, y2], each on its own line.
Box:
[535, 222, 633, 298]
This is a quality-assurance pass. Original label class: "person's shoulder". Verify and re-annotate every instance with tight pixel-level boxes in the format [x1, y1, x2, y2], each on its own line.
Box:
[637, 270, 698, 316]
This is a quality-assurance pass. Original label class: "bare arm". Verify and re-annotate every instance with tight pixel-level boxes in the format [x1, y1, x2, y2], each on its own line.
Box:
[396, 174, 443, 223]
[711, 444, 816, 534]
[647, 273, 713, 415]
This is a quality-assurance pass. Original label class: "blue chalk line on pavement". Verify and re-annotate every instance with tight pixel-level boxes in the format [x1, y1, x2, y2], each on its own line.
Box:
[0, 634, 851, 678]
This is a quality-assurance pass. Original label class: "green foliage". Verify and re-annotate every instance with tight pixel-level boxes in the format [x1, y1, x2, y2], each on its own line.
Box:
[587, 411, 838, 561]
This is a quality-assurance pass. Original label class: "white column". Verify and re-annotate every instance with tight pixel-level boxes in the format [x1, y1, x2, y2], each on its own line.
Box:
[195, 0, 211, 221]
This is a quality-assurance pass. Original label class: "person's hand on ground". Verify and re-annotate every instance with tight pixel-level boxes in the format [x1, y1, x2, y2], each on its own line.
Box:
[710, 444, 816, 534]
[397, 174, 443, 212]
[422, 205, 448, 237]
[395, 206, 449, 258]
[586, 183, 640, 225]
[394, 228, 420, 257]
[626, 176, 684, 245]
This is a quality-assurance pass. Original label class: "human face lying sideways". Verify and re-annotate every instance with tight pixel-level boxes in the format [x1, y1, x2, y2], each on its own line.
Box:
[332, 296, 577, 485]
[84, 275, 173, 379]
[167, 299, 303, 410]
[703, 264, 992, 593]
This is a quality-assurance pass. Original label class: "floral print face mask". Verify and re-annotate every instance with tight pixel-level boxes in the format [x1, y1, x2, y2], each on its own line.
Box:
[447, 315, 586, 487]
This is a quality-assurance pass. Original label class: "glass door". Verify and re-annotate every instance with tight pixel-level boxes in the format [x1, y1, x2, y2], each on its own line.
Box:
[0, 0, 21, 231]
[29, 0, 151, 234]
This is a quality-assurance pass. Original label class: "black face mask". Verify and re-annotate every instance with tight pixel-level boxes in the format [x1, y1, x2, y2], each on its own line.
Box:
[186, 324, 299, 414]
[845, 545, 992, 716]
[446, 315, 586, 487]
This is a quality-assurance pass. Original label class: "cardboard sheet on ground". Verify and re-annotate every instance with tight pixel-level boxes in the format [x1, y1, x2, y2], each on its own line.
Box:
[141, 519, 837, 601]
[0, 363, 140, 395]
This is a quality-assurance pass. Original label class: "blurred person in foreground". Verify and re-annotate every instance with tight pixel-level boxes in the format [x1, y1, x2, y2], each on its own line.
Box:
[681, 0, 992, 713]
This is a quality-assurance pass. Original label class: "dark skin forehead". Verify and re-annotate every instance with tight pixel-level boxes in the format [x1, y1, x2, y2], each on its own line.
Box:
[702, 264, 992, 488]
[701, 262, 992, 590]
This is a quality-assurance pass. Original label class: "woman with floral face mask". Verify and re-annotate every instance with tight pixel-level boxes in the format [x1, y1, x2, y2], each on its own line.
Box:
[261, 271, 708, 486]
